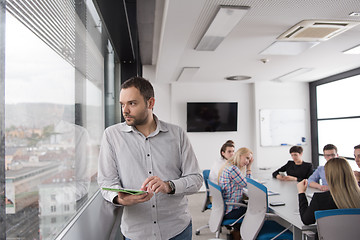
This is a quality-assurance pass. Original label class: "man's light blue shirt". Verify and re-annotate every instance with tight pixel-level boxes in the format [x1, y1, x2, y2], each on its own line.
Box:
[308, 165, 327, 186]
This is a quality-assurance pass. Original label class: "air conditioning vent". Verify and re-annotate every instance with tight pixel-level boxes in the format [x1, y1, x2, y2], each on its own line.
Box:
[278, 20, 360, 41]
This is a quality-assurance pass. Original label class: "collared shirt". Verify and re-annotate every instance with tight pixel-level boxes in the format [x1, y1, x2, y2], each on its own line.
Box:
[308, 165, 328, 186]
[209, 157, 226, 184]
[219, 165, 251, 214]
[97, 115, 202, 240]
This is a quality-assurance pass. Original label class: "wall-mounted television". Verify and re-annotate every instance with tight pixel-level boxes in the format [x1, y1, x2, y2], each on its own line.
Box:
[187, 102, 238, 132]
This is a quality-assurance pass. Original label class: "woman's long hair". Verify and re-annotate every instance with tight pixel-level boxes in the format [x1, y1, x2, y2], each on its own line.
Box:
[218, 147, 252, 181]
[325, 157, 360, 208]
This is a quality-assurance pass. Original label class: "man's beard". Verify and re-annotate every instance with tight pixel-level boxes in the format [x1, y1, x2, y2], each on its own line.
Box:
[124, 109, 149, 127]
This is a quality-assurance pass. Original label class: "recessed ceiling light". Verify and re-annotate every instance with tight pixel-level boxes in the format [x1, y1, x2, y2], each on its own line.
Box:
[225, 75, 251, 81]
[177, 67, 200, 81]
[260, 41, 319, 55]
[195, 6, 250, 51]
[273, 68, 313, 81]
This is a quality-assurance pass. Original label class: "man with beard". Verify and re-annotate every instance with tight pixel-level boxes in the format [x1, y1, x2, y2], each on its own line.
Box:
[98, 76, 202, 240]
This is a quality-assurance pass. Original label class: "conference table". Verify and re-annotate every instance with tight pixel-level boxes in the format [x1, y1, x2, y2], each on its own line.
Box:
[252, 172, 319, 240]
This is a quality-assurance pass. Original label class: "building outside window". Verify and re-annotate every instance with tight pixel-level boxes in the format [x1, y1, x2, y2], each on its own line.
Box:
[1, 0, 113, 239]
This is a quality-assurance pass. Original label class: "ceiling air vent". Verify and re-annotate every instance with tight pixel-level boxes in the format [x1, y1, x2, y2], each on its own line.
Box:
[277, 20, 360, 41]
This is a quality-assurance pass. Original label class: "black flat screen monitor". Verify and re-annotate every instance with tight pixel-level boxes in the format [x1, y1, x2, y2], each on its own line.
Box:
[187, 102, 238, 132]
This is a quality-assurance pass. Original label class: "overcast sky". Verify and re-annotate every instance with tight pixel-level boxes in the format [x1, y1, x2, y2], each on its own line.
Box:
[5, 12, 101, 107]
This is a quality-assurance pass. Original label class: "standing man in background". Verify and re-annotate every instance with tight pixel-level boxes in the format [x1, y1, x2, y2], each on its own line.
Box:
[98, 76, 203, 240]
[308, 144, 338, 191]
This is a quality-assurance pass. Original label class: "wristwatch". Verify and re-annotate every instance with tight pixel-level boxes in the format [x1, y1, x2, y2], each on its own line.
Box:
[168, 180, 175, 194]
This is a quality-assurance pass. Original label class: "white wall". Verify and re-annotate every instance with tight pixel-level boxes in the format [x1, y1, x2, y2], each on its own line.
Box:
[170, 82, 255, 171]
[254, 81, 311, 170]
[152, 80, 311, 175]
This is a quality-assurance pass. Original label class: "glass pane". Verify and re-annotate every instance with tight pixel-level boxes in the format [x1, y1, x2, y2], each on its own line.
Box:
[317, 75, 360, 119]
[318, 118, 360, 159]
[4, 3, 104, 239]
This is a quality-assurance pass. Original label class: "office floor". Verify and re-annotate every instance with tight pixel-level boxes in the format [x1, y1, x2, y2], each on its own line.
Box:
[188, 192, 229, 240]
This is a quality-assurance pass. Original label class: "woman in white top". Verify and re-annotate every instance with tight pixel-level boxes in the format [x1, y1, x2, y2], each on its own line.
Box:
[209, 140, 235, 183]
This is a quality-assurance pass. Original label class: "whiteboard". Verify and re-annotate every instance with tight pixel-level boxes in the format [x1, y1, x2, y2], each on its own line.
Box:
[260, 109, 306, 147]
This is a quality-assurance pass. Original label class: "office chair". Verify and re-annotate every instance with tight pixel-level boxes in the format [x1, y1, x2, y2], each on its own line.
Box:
[207, 180, 247, 238]
[315, 208, 360, 240]
[240, 178, 293, 240]
[195, 169, 212, 235]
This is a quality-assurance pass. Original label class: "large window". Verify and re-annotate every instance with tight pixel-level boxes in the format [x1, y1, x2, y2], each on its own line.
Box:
[310, 71, 360, 169]
[2, 0, 111, 239]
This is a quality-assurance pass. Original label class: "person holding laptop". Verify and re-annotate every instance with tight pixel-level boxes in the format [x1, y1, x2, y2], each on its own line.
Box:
[308, 144, 338, 191]
[272, 145, 313, 182]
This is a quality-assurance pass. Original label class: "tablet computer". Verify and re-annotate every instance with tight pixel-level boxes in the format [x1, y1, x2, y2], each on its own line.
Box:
[102, 187, 147, 195]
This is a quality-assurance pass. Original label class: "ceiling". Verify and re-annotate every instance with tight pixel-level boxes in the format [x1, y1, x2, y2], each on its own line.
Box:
[137, 0, 360, 84]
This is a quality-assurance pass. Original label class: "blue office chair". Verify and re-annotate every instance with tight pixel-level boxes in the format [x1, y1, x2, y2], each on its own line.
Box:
[240, 178, 293, 240]
[208, 180, 246, 238]
[195, 169, 212, 235]
[315, 208, 360, 240]
[201, 169, 212, 212]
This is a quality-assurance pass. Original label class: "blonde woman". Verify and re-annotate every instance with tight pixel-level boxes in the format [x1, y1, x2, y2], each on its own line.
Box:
[218, 147, 254, 229]
[297, 157, 360, 225]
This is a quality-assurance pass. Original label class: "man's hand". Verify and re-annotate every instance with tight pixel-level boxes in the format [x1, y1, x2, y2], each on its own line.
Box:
[115, 191, 153, 206]
[141, 176, 172, 194]
[309, 181, 329, 191]
[297, 179, 308, 193]
[319, 185, 329, 191]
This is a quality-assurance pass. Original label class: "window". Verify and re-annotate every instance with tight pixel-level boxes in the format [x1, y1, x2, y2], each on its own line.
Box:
[310, 70, 360, 169]
[2, 1, 111, 239]
[50, 206, 57, 213]
[64, 205, 70, 212]
[51, 194, 56, 201]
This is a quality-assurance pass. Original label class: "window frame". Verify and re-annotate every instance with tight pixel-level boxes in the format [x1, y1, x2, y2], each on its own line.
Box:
[310, 67, 360, 167]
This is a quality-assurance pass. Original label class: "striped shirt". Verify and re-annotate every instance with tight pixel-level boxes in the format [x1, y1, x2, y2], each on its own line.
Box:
[219, 165, 251, 214]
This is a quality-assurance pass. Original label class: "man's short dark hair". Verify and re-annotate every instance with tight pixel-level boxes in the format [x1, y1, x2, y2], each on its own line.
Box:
[323, 144, 337, 153]
[121, 76, 154, 102]
[354, 144, 360, 150]
[289, 146, 303, 154]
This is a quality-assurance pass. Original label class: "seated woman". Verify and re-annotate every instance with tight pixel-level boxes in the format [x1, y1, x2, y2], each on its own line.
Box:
[272, 145, 313, 182]
[209, 140, 235, 183]
[297, 157, 360, 225]
[218, 147, 254, 230]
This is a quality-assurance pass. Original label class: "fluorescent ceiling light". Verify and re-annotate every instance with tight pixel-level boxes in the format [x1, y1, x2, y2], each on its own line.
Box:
[273, 68, 313, 82]
[343, 44, 360, 54]
[260, 41, 319, 55]
[177, 67, 200, 82]
[195, 6, 249, 51]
